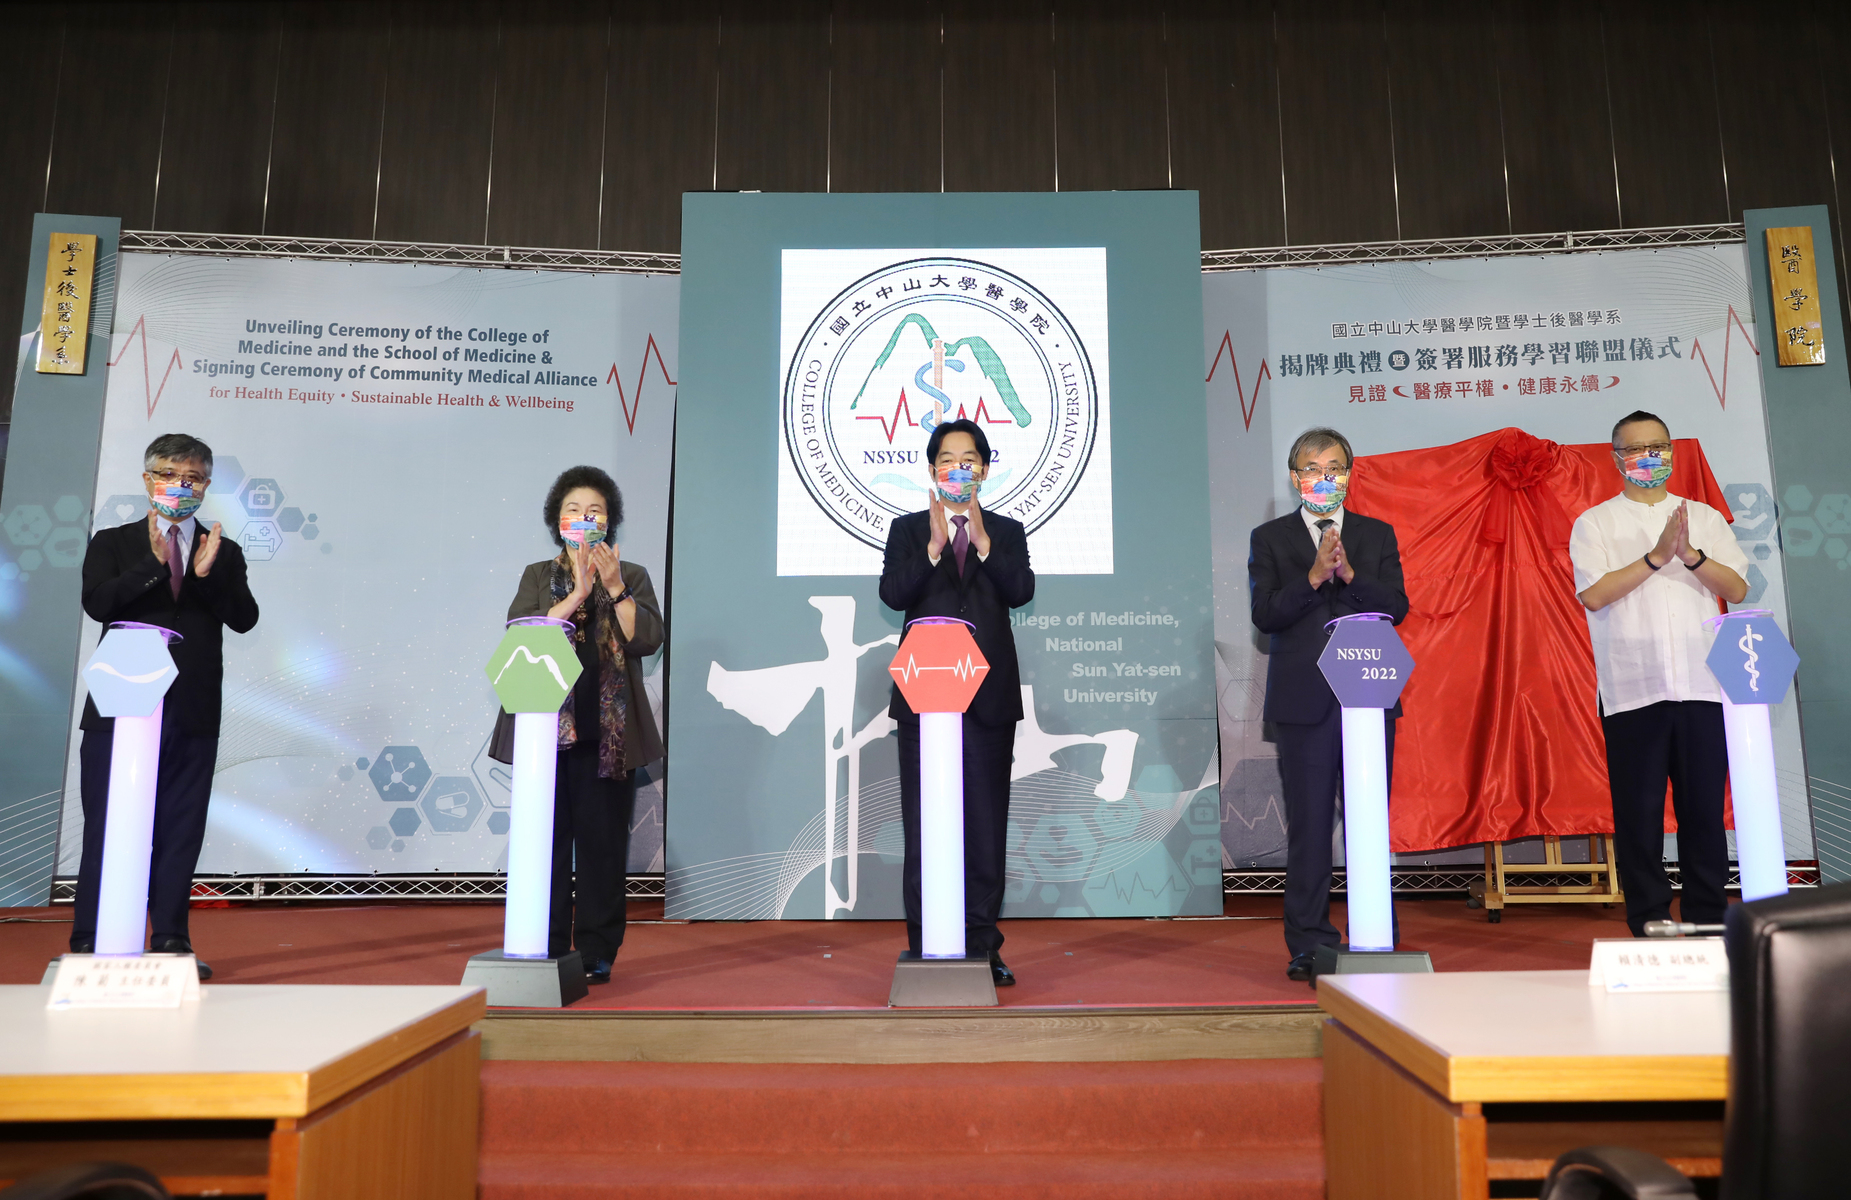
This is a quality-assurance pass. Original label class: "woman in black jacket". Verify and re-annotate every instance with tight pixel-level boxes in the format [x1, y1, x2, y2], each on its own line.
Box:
[496, 465, 663, 982]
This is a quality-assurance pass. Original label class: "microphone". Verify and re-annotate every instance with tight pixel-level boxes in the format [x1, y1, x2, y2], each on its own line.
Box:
[1643, 920, 1726, 938]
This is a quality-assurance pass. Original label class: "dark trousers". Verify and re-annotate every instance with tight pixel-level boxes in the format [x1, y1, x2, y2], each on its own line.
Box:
[547, 746, 636, 963]
[1601, 699, 1729, 936]
[72, 723, 218, 950]
[1275, 710, 1397, 958]
[898, 715, 1015, 958]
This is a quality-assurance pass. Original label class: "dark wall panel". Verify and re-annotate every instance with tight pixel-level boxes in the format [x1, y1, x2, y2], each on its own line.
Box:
[943, 0, 1056, 193]
[263, 3, 391, 239]
[1815, 13, 1851, 321]
[714, 0, 829, 194]
[1386, 0, 1509, 239]
[1275, 0, 1397, 244]
[42, 2, 174, 228]
[373, 1, 501, 245]
[0, 2, 64, 426]
[1713, 8, 1835, 216]
[154, 2, 283, 235]
[1052, 1, 1169, 193]
[487, 1, 610, 249]
[1491, 0, 1620, 233]
[602, 3, 720, 252]
[1601, 0, 1727, 228]
[830, 0, 941, 194]
[1167, 1, 1284, 249]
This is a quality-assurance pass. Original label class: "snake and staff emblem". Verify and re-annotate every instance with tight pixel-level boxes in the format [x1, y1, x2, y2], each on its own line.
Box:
[1739, 622, 1763, 692]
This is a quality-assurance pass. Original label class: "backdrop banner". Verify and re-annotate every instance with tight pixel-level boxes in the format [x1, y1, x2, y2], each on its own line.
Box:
[667, 192, 1222, 920]
[1206, 243, 1812, 868]
[52, 254, 678, 876]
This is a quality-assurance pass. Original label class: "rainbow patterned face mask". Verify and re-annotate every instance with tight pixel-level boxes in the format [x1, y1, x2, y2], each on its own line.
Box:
[149, 481, 202, 520]
[559, 513, 608, 549]
[1619, 447, 1673, 489]
[1298, 472, 1348, 515]
[935, 465, 980, 504]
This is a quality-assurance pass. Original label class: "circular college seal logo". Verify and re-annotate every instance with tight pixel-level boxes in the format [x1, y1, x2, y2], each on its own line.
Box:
[782, 256, 1100, 550]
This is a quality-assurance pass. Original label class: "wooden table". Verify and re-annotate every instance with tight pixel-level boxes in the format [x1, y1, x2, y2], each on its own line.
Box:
[0, 984, 485, 1199]
[1318, 970, 1727, 1200]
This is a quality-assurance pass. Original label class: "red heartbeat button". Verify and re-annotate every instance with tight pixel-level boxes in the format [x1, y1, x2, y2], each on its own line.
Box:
[889, 621, 990, 714]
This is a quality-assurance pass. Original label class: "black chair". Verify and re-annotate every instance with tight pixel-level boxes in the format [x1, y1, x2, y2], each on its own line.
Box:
[1540, 881, 1851, 1200]
[0, 1163, 170, 1200]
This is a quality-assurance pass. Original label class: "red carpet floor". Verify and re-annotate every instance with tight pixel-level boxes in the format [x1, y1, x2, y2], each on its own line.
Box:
[478, 1058, 1326, 1199]
[1, 893, 1632, 1009]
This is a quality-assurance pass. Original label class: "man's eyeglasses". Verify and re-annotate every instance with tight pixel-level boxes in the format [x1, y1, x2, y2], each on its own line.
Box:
[146, 469, 208, 488]
[1615, 442, 1673, 458]
[1292, 465, 1349, 479]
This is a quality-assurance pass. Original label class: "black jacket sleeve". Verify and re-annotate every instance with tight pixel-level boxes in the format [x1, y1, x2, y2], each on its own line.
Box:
[879, 518, 936, 612]
[620, 561, 664, 658]
[82, 525, 169, 623]
[1248, 525, 1322, 634]
[974, 516, 1035, 608]
[1341, 524, 1410, 625]
[196, 539, 260, 633]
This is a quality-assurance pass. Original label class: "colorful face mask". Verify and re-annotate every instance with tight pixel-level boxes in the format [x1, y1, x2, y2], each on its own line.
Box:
[1619, 447, 1673, 489]
[149, 481, 203, 520]
[559, 514, 608, 549]
[935, 464, 980, 504]
[1298, 471, 1347, 515]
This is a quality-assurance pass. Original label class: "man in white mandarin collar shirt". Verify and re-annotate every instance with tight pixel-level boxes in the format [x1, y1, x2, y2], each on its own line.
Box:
[1570, 410, 1748, 937]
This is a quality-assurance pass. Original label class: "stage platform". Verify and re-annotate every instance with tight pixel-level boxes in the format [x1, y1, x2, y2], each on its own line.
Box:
[3, 894, 1630, 1065]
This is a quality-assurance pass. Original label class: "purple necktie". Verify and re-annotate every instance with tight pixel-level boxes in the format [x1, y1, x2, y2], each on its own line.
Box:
[167, 525, 184, 599]
[951, 514, 969, 574]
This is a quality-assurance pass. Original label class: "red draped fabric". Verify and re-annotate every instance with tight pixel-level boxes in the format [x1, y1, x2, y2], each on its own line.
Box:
[1344, 428, 1732, 851]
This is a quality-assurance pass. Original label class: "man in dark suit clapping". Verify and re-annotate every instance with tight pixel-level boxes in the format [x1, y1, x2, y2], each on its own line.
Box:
[1249, 427, 1408, 983]
[71, 433, 259, 978]
[879, 418, 1035, 986]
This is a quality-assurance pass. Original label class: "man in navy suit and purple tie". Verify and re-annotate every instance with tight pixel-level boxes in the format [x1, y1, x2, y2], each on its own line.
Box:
[879, 418, 1035, 987]
[1248, 427, 1409, 984]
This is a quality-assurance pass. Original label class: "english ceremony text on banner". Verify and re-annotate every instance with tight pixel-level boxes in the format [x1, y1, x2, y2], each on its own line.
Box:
[51, 254, 679, 878]
[668, 192, 1221, 920]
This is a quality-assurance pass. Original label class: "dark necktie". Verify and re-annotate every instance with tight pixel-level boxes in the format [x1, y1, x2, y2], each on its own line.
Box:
[1315, 519, 1335, 586]
[167, 525, 184, 599]
[951, 514, 969, 574]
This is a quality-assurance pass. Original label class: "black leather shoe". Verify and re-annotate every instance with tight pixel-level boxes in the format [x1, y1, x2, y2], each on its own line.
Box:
[1286, 953, 1316, 983]
[69, 939, 94, 955]
[151, 936, 212, 981]
[989, 956, 1016, 987]
[583, 958, 613, 984]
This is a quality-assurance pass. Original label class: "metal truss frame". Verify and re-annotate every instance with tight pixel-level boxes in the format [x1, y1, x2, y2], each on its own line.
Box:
[118, 229, 680, 275]
[1201, 222, 1745, 272]
[122, 221, 1743, 279]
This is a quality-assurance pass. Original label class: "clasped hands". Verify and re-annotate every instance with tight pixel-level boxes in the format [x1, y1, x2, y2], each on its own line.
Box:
[927, 489, 991, 561]
[566, 541, 628, 605]
[1309, 526, 1354, 587]
[1649, 501, 1702, 569]
[148, 513, 223, 578]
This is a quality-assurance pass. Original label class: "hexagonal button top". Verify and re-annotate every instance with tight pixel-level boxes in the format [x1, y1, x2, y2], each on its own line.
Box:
[1317, 614, 1414, 709]
[1706, 612, 1800, 705]
[84, 626, 179, 717]
[487, 620, 582, 713]
[888, 618, 989, 714]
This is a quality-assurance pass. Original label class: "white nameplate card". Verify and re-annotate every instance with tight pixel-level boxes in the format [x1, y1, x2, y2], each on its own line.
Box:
[1587, 938, 1728, 993]
[45, 954, 201, 1009]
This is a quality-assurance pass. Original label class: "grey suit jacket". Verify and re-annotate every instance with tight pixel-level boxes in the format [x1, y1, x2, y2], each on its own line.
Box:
[490, 557, 664, 770]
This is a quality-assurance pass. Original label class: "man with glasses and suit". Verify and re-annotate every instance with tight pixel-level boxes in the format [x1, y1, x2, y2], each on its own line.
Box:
[70, 433, 259, 979]
[1249, 427, 1409, 983]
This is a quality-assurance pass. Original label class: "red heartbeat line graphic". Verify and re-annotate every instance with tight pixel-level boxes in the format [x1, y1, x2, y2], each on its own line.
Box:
[1688, 306, 1760, 410]
[605, 334, 676, 434]
[887, 654, 990, 682]
[109, 315, 184, 420]
[857, 390, 1015, 444]
[1206, 331, 1269, 431]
